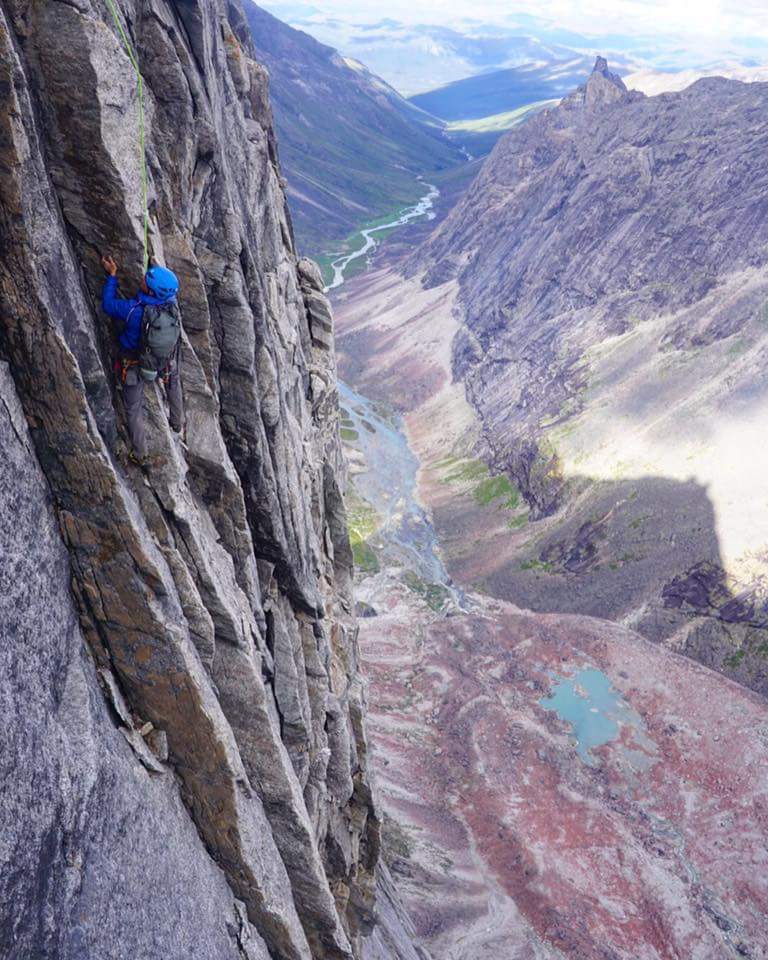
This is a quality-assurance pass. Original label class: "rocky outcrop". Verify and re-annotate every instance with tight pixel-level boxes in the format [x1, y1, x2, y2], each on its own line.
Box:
[417, 58, 768, 514]
[0, 2, 414, 957]
[409, 58, 768, 693]
[563, 54, 631, 108]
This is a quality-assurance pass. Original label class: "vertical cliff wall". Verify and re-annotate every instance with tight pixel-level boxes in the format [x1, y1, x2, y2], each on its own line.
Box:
[0, 2, 409, 957]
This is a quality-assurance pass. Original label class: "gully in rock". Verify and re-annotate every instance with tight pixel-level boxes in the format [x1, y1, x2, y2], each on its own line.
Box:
[328, 190, 465, 611]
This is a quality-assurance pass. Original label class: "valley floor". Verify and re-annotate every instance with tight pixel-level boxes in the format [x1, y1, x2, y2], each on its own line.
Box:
[359, 575, 768, 960]
[332, 267, 768, 960]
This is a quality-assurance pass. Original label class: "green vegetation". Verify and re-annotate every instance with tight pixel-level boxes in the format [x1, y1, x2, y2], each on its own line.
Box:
[726, 641, 768, 668]
[474, 474, 519, 509]
[445, 100, 555, 134]
[507, 514, 528, 530]
[315, 205, 423, 286]
[440, 456, 525, 516]
[345, 487, 380, 575]
[401, 569, 452, 612]
[725, 648, 746, 668]
[352, 540, 379, 574]
[520, 558, 556, 573]
[442, 457, 487, 485]
[370, 399, 399, 429]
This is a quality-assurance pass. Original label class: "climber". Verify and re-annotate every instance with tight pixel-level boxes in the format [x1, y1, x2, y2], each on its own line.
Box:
[101, 255, 184, 465]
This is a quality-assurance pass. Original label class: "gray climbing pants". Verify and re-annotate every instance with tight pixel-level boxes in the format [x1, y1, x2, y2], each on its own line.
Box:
[122, 360, 183, 459]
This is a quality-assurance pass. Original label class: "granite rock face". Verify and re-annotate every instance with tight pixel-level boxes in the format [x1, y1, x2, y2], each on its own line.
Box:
[0, 362, 272, 960]
[413, 59, 768, 692]
[0, 2, 410, 957]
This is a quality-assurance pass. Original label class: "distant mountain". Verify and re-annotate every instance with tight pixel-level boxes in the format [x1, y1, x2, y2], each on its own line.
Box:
[409, 57, 597, 121]
[260, 6, 768, 98]
[412, 59, 768, 157]
[261, 14, 606, 96]
[625, 62, 768, 95]
[244, 2, 465, 257]
[409, 57, 603, 154]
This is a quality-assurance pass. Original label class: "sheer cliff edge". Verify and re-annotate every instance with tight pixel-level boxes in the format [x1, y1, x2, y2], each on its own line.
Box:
[0, 3, 420, 959]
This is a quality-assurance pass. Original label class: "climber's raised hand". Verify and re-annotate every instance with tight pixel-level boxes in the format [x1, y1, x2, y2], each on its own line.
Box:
[101, 255, 118, 277]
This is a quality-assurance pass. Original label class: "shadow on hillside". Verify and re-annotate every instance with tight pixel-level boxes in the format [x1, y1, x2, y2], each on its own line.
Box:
[431, 470, 768, 697]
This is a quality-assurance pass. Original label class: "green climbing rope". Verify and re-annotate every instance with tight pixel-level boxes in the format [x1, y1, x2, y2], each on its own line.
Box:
[104, 0, 150, 272]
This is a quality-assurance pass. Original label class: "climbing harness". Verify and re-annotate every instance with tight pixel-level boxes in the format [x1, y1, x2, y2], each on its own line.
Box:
[115, 353, 176, 389]
[104, 0, 150, 272]
[115, 356, 139, 388]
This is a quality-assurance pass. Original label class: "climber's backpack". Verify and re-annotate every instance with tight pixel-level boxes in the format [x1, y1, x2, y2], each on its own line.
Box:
[139, 303, 181, 382]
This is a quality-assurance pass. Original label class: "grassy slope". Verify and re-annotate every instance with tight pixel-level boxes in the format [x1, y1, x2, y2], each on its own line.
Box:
[446, 100, 557, 133]
[444, 100, 559, 156]
[409, 60, 592, 121]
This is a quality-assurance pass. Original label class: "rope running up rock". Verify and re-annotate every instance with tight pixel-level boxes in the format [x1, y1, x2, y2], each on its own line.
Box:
[104, 0, 150, 272]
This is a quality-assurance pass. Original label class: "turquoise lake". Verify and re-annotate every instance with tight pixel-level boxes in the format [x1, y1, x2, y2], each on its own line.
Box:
[540, 667, 652, 767]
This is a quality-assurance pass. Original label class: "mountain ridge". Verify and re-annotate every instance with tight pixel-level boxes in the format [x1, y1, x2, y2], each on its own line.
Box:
[407, 58, 768, 693]
[409, 55, 600, 119]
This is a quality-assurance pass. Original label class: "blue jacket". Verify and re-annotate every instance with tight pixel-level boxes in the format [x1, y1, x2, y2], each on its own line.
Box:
[102, 276, 178, 354]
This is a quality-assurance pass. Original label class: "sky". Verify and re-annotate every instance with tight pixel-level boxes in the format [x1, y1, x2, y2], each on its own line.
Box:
[262, 0, 768, 95]
[264, 1, 768, 44]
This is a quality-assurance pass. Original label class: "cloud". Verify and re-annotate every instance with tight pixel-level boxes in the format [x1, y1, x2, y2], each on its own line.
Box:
[262, 0, 768, 95]
[264, 0, 768, 45]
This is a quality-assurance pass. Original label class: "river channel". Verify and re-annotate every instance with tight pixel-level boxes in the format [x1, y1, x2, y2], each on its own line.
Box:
[325, 183, 438, 292]
[328, 186, 461, 602]
[339, 381, 453, 590]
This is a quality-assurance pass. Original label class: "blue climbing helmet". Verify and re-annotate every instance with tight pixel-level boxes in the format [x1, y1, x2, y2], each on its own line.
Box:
[145, 264, 179, 300]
